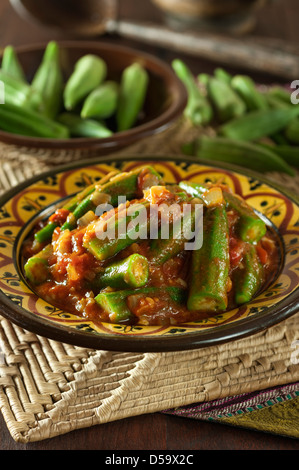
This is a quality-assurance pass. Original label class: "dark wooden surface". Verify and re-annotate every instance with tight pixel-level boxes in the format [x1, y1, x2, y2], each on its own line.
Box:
[0, 0, 299, 451]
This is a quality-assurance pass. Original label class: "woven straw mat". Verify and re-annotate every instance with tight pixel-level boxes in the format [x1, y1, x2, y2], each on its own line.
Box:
[0, 118, 298, 443]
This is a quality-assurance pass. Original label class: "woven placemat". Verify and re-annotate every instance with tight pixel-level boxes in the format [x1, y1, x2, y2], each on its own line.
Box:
[0, 119, 299, 443]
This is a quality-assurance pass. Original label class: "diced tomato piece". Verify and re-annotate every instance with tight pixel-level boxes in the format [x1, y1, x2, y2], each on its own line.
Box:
[49, 208, 70, 225]
[256, 244, 268, 265]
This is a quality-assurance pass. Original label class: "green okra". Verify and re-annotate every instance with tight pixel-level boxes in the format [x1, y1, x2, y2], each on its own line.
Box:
[93, 254, 149, 289]
[234, 244, 264, 305]
[84, 200, 151, 261]
[231, 75, 268, 111]
[178, 180, 267, 243]
[0, 102, 69, 138]
[187, 205, 230, 312]
[34, 166, 163, 243]
[214, 68, 232, 84]
[1, 45, 26, 82]
[260, 143, 299, 168]
[284, 118, 299, 144]
[58, 113, 113, 138]
[207, 77, 246, 122]
[268, 86, 292, 104]
[178, 181, 208, 200]
[31, 41, 64, 119]
[0, 69, 43, 110]
[197, 73, 210, 87]
[95, 286, 186, 323]
[220, 106, 299, 141]
[24, 244, 52, 285]
[81, 80, 119, 119]
[223, 190, 267, 243]
[60, 165, 162, 232]
[172, 59, 213, 126]
[116, 62, 149, 132]
[64, 54, 107, 110]
[187, 135, 295, 176]
[149, 202, 200, 265]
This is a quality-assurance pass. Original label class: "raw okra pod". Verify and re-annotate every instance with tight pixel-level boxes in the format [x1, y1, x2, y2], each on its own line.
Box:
[172, 59, 213, 126]
[188, 135, 295, 176]
[31, 41, 64, 119]
[231, 75, 268, 111]
[64, 54, 107, 110]
[0, 102, 69, 138]
[116, 62, 149, 132]
[260, 143, 299, 168]
[0, 69, 43, 110]
[220, 107, 299, 141]
[207, 77, 246, 122]
[81, 81, 119, 119]
[58, 113, 113, 138]
[1, 45, 26, 82]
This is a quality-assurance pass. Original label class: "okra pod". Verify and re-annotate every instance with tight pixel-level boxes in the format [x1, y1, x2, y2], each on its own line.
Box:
[149, 202, 199, 264]
[31, 41, 64, 119]
[231, 75, 268, 111]
[220, 107, 299, 141]
[284, 118, 299, 144]
[95, 286, 185, 323]
[207, 77, 246, 122]
[58, 112, 113, 138]
[260, 144, 299, 168]
[234, 244, 264, 305]
[188, 135, 295, 176]
[93, 254, 149, 289]
[0, 69, 43, 110]
[24, 244, 52, 285]
[60, 166, 162, 232]
[178, 181, 208, 199]
[34, 166, 162, 243]
[64, 54, 107, 110]
[268, 86, 292, 104]
[223, 190, 267, 243]
[1, 45, 26, 82]
[214, 68, 232, 84]
[187, 205, 230, 312]
[172, 59, 213, 126]
[0, 102, 69, 138]
[81, 81, 119, 119]
[34, 172, 119, 244]
[116, 62, 149, 132]
[179, 180, 267, 243]
[84, 200, 151, 261]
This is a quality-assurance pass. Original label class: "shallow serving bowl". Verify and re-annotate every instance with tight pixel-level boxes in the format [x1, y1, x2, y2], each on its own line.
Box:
[0, 155, 298, 352]
[0, 41, 187, 152]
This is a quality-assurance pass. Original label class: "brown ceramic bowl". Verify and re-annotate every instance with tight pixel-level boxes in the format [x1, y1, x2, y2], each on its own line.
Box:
[0, 40, 187, 152]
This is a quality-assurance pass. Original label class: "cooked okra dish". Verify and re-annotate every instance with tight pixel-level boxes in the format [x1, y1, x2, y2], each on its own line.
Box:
[23, 165, 280, 326]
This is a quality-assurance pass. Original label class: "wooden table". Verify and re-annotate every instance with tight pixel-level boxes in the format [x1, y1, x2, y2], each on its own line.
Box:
[0, 0, 299, 451]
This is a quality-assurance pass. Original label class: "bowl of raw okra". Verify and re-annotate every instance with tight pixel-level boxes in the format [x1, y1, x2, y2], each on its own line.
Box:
[0, 40, 187, 151]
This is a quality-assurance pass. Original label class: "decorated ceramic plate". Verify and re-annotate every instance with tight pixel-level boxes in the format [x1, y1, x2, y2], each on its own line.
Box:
[0, 155, 298, 352]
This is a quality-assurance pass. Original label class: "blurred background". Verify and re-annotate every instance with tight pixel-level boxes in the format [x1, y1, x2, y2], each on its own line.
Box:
[1, 0, 298, 81]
